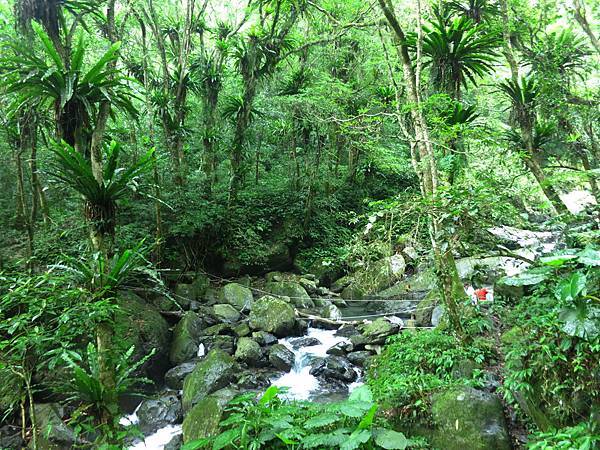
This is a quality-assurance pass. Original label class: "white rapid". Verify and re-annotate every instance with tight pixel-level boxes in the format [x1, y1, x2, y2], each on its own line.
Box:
[272, 327, 363, 400]
[121, 403, 182, 450]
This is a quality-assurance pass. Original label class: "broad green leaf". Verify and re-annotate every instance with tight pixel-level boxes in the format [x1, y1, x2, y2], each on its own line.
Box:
[374, 429, 411, 449]
[259, 385, 280, 405]
[348, 384, 373, 403]
[181, 439, 211, 450]
[540, 254, 577, 267]
[578, 247, 600, 267]
[500, 267, 551, 286]
[357, 404, 378, 430]
[559, 305, 600, 340]
[341, 429, 372, 450]
[304, 413, 340, 429]
[556, 272, 587, 302]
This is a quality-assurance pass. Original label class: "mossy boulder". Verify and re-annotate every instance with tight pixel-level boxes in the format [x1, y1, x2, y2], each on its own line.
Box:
[212, 304, 241, 323]
[430, 387, 510, 450]
[220, 283, 253, 312]
[268, 344, 295, 371]
[249, 295, 296, 337]
[265, 281, 314, 308]
[234, 337, 263, 366]
[415, 289, 441, 326]
[182, 350, 239, 411]
[182, 388, 237, 443]
[116, 291, 171, 381]
[170, 311, 205, 365]
[34, 403, 77, 450]
[360, 319, 399, 344]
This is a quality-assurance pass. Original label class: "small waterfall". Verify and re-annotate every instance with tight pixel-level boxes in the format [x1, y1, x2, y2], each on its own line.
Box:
[272, 327, 363, 400]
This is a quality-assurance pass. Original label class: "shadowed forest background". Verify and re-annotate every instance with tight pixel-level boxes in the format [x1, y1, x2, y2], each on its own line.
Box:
[0, 0, 599, 449]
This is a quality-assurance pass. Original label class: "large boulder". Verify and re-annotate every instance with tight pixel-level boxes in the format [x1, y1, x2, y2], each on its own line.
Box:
[249, 296, 296, 337]
[34, 404, 77, 449]
[430, 387, 511, 450]
[200, 335, 235, 355]
[170, 311, 205, 365]
[310, 356, 357, 382]
[360, 318, 400, 344]
[268, 344, 295, 371]
[116, 291, 171, 381]
[165, 362, 196, 390]
[265, 281, 314, 309]
[182, 350, 239, 411]
[234, 337, 263, 366]
[341, 255, 407, 300]
[182, 388, 237, 443]
[137, 393, 182, 434]
[212, 304, 241, 323]
[220, 283, 253, 312]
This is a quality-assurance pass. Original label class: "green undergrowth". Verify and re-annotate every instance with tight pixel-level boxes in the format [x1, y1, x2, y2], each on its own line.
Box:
[366, 329, 491, 425]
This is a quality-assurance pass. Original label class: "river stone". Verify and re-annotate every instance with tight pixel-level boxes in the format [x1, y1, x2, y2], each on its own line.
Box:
[289, 337, 321, 349]
[326, 343, 347, 356]
[164, 434, 183, 450]
[265, 281, 315, 309]
[249, 296, 296, 337]
[201, 335, 235, 355]
[170, 311, 205, 365]
[182, 349, 238, 411]
[233, 322, 251, 337]
[174, 283, 195, 309]
[268, 344, 295, 371]
[331, 275, 353, 293]
[347, 351, 372, 367]
[252, 331, 278, 346]
[137, 393, 182, 434]
[220, 283, 253, 311]
[335, 325, 360, 337]
[431, 387, 511, 450]
[165, 362, 196, 390]
[203, 323, 232, 336]
[212, 304, 241, 323]
[321, 304, 343, 321]
[235, 337, 263, 366]
[34, 403, 77, 449]
[116, 291, 171, 381]
[182, 389, 236, 443]
[0, 426, 22, 450]
[360, 318, 399, 344]
[237, 369, 280, 389]
[310, 356, 357, 382]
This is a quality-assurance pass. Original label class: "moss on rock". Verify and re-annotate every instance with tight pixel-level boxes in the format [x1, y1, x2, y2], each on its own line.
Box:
[249, 295, 296, 337]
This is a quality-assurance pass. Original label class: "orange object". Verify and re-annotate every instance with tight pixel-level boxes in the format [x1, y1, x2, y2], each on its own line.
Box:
[475, 288, 488, 302]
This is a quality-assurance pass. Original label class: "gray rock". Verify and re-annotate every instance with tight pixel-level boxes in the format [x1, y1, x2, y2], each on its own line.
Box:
[212, 304, 241, 323]
[268, 344, 295, 371]
[265, 281, 315, 309]
[252, 331, 278, 346]
[347, 351, 372, 367]
[165, 362, 197, 390]
[137, 393, 182, 434]
[431, 387, 511, 450]
[310, 356, 357, 382]
[289, 337, 321, 349]
[34, 403, 77, 449]
[234, 337, 263, 366]
[326, 343, 347, 356]
[170, 311, 205, 365]
[432, 305, 445, 327]
[220, 283, 253, 312]
[201, 335, 235, 355]
[164, 434, 183, 450]
[249, 296, 297, 337]
[360, 318, 400, 344]
[182, 350, 239, 411]
[335, 325, 360, 338]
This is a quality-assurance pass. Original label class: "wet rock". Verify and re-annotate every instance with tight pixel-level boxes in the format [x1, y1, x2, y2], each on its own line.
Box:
[326, 343, 347, 356]
[116, 291, 171, 381]
[299, 277, 319, 295]
[182, 350, 239, 411]
[234, 337, 263, 366]
[365, 344, 382, 355]
[268, 344, 295, 371]
[182, 388, 237, 443]
[170, 311, 205, 365]
[349, 334, 368, 349]
[165, 362, 197, 390]
[321, 304, 343, 321]
[295, 319, 310, 334]
[331, 275, 353, 293]
[249, 296, 296, 337]
[137, 393, 182, 434]
[266, 281, 315, 309]
[203, 323, 232, 336]
[431, 387, 511, 450]
[360, 318, 400, 344]
[174, 284, 195, 309]
[233, 322, 251, 337]
[335, 325, 360, 337]
[212, 304, 241, 323]
[237, 369, 281, 389]
[34, 403, 77, 449]
[201, 335, 235, 355]
[289, 337, 321, 349]
[310, 356, 357, 383]
[0, 426, 22, 450]
[347, 351, 372, 367]
[164, 434, 183, 450]
[252, 331, 278, 346]
[220, 283, 253, 312]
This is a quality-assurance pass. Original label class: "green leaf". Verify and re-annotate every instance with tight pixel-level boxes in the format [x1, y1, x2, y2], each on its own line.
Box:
[259, 385, 280, 405]
[374, 429, 411, 449]
[181, 439, 210, 450]
[499, 267, 551, 286]
[31, 21, 64, 71]
[357, 404, 378, 430]
[539, 254, 577, 267]
[341, 429, 372, 450]
[578, 247, 600, 266]
[559, 305, 600, 340]
[556, 272, 587, 302]
[304, 413, 340, 429]
[348, 384, 373, 403]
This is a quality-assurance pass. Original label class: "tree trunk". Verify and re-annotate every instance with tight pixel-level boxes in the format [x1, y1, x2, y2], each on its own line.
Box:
[523, 155, 569, 214]
[378, 0, 466, 338]
[571, 0, 600, 54]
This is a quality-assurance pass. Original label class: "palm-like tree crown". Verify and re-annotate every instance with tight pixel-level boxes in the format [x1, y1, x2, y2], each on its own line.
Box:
[0, 22, 137, 148]
[412, 8, 500, 98]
